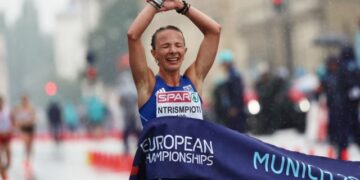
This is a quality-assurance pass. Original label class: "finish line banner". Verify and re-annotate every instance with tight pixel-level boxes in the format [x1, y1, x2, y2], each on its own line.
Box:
[130, 117, 360, 180]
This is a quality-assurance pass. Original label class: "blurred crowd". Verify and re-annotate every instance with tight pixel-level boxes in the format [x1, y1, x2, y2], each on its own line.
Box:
[210, 18, 360, 160]
[0, 54, 142, 179]
[212, 50, 311, 135]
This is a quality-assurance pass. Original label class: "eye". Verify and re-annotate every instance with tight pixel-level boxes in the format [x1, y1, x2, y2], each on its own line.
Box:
[160, 44, 170, 49]
[175, 43, 184, 48]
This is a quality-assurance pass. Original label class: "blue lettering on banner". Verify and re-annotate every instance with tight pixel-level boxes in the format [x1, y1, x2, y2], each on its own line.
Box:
[253, 151, 359, 180]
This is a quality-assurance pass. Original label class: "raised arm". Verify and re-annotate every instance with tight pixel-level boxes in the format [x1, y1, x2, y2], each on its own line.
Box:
[127, 4, 158, 106]
[179, 1, 221, 91]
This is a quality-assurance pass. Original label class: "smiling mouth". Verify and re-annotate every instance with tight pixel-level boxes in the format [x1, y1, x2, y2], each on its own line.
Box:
[166, 57, 180, 62]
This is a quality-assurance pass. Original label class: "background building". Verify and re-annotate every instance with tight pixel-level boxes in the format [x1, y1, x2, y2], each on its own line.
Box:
[54, 0, 100, 81]
[4, 0, 54, 106]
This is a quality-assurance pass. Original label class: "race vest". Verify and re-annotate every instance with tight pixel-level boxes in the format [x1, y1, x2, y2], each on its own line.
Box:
[14, 108, 33, 123]
[0, 108, 12, 133]
[139, 75, 203, 126]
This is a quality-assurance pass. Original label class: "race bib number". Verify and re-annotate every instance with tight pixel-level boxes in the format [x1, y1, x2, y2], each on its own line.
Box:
[156, 91, 203, 120]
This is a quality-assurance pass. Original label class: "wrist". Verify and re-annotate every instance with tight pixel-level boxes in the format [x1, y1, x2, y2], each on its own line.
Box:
[175, 0, 185, 11]
[147, 0, 164, 11]
[176, 0, 191, 15]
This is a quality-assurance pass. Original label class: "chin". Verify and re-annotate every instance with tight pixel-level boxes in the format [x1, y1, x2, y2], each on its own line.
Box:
[165, 63, 181, 70]
[166, 68, 180, 72]
[164, 65, 181, 72]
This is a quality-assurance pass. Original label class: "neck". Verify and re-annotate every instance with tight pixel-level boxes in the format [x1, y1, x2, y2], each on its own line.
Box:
[158, 71, 181, 86]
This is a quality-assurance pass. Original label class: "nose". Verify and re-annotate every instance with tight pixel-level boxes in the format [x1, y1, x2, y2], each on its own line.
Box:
[169, 45, 177, 53]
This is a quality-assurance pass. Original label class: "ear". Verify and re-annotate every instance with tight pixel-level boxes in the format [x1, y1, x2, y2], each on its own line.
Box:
[151, 49, 156, 59]
[151, 49, 159, 65]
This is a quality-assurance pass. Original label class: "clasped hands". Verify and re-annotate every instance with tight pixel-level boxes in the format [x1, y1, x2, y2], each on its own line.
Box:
[146, 0, 185, 12]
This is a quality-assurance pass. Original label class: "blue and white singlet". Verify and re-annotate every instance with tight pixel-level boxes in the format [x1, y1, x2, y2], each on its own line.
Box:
[0, 107, 12, 133]
[139, 75, 203, 126]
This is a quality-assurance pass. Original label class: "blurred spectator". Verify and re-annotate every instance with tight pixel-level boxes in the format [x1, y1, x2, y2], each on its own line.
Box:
[118, 53, 141, 154]
[271, 67, 291, 130]
[318, 55, 342, 149]
[254, 70, 277, 134]
[84, 96, 107, 137]
[213, 49, 246, 133]
[336, 46, 360, 159]
[0, 96, 13, 180]
[11, 94, 36, 165]
[46, 100, 63, 144]
[213, 80, 228, 126]
[63, 102, 79, 133]
[317, 47, 360, 160]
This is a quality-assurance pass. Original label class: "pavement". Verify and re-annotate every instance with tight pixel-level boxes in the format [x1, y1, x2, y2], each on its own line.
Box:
[8, 136, 135, 180]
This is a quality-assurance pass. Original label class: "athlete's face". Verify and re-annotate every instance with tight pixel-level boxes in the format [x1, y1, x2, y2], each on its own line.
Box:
[151, 29, 187, 72]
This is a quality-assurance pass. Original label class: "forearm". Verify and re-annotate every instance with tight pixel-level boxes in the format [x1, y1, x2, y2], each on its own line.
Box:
[184, 5, 221, 35]
[127, 4, 158, 40]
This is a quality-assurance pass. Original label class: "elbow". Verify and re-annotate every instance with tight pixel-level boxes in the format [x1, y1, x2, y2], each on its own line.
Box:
[206, 24, 221, 36]
[214, 24, 222, 35]
[127, 30, 141, 41]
